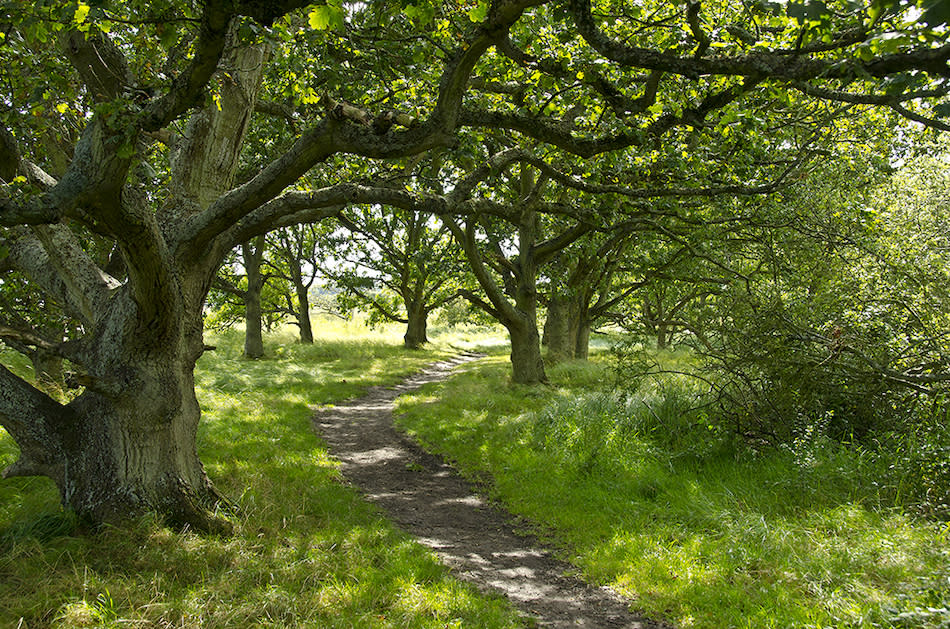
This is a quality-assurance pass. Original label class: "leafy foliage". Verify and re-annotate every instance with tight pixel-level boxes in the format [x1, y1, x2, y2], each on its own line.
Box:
[612, 151, 950, 520]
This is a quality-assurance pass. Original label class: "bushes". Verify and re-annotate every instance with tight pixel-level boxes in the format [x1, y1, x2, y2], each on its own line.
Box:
[612, 333, 950, 519]
[870, 410, 950, 519]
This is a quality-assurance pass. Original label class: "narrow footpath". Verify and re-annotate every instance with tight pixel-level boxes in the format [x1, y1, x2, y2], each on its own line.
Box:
[311, 354, 668, 629]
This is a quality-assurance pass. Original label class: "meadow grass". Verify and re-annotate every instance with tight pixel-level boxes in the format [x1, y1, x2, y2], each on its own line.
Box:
[395, 352, 950, 629]
[0, 319, 525, 628]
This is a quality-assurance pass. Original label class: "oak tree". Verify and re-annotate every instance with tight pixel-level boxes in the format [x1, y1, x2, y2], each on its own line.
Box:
[1, 0, 947, 528]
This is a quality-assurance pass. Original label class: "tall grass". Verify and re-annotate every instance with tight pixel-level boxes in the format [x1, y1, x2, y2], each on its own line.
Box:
[395, 352, 950, 628]
[0, 321, 526, 628]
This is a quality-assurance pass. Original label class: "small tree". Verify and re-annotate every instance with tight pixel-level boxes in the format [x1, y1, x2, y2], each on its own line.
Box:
[265, 223, 330, 344]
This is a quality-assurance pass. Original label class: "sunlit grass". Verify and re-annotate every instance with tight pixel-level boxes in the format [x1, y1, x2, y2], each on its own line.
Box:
[395, 352, 950, 629]
[0, 321, 525, 628]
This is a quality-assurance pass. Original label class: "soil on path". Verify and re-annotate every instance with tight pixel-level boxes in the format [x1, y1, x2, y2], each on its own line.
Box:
[312, 354, 669, 629]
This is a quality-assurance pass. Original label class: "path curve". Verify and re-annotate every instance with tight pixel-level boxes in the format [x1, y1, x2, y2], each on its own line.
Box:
[312, 354, 668, 628]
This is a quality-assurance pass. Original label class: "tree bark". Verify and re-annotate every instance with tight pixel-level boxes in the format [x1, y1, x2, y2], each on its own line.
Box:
[575, 314, 591, 360]
[242, 237, 265, 359]
[508, 221, 547, 383]
[510, 320, 546, 384]
[60, 366, 227, 532]
[295, 279, 314, 344]
[1, 291, 230, 533]
[544, 295, 574, 363]
[30, 349, 64, 388]
[404, 299, 428, 349]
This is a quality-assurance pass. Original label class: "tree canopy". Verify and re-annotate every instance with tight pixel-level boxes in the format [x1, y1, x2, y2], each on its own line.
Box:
[0, 0, 948, 529]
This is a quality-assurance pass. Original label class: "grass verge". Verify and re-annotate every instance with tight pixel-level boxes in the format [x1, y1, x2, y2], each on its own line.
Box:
[0, 322, 526, 628]
[394, 353, 950, 629]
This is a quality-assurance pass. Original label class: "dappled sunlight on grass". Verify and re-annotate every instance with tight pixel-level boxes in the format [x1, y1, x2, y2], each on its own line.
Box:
[396, 356, 950, 629]
[0, 325, 525, 628]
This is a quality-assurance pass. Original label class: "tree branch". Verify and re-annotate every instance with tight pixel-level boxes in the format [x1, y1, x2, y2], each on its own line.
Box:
[7, 227, 120, 327]
[570, 0, 950, 81]
[0, 363, 71, 482]
[60, 29, 135, 103]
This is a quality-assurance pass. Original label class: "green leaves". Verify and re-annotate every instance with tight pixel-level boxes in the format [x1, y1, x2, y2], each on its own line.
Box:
[467, 0, 489, 23]
[403, 2, 436, 25]
[308, 1, 344, 31]
[786, 0, 829, 23]
[73, 1, 91, 25]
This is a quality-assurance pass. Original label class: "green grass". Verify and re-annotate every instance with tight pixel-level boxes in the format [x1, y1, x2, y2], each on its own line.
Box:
[395, 353, 950, 629]
[0, 320, 526, 628]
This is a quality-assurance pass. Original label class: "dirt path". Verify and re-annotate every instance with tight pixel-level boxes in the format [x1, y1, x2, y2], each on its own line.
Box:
[312, 354, 668, 628]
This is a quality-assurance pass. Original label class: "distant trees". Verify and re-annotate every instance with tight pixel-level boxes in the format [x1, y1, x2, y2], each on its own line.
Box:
[208, 223, 331, 352]
[1, 0, 947, 529]
[265, 224, 327, 344]
[330, 206, 465, 349]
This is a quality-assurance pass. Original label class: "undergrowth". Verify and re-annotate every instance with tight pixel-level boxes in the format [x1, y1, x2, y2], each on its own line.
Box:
[395, 352, 950, 629]
[0, 321, 525, 628]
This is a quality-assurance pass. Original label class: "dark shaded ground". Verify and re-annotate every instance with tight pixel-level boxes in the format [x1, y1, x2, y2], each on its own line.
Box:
[312, 354, 669, 628]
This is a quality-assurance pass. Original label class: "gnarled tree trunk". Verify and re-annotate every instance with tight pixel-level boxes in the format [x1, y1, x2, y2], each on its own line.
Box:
[2, 287, 229, 532]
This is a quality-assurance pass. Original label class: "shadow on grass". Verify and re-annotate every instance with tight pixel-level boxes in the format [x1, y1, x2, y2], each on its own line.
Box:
[394, 356, 950, 629]
[0, 332, 524, 628]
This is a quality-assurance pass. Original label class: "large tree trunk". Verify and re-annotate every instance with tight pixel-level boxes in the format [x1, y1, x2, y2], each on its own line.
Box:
[62, 367, 226, 532]
[1, 28, 271, 532]
[509, 319, 546, 384]
[404, 299, 428, 349]
[242, 238, 265, 359]
[1, 294, 229, 533]
[544, 295, 574, 363]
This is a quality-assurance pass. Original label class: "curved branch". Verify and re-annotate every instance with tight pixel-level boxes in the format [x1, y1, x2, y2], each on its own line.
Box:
[442, 216, 521, 324]
[569, 0, 950, 81]
[792, 82, 950, 131]
[139, 0, 234, 132]
[0, 363, 72, 482]
[0, 324, 83, 365]
[219, 183, 448, 251]
[8, 227, 120, 327]
[60, 29, 134, 103]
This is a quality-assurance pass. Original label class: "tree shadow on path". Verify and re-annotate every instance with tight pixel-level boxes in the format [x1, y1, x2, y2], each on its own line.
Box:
[312, 354, 670, 629]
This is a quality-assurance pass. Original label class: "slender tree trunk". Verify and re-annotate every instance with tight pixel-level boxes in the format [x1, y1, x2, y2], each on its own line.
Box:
[295, 280, 314, 344]
[242, 238, 265, 359]
[574, 315, 591, 360]
[404, 299, 428, 349]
